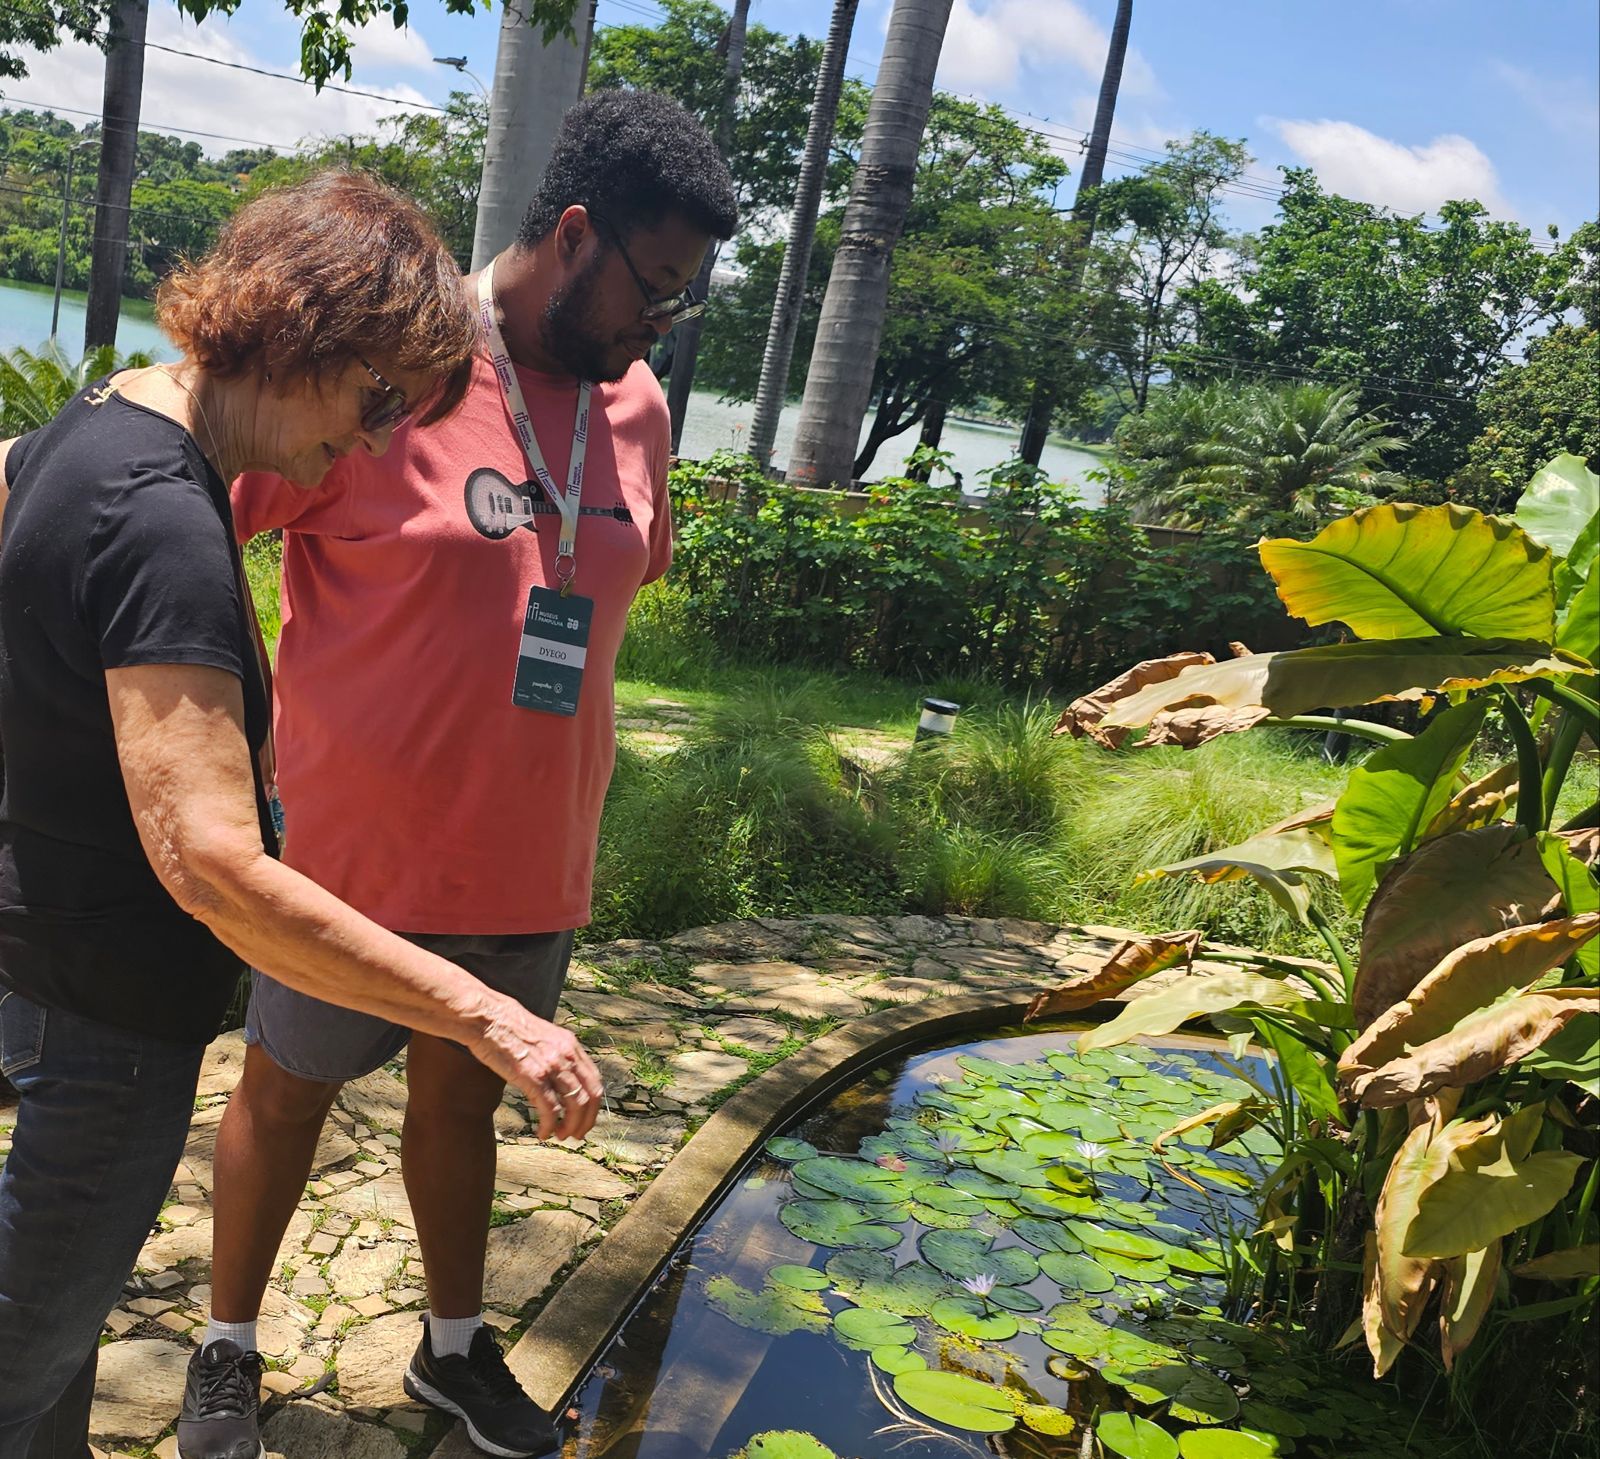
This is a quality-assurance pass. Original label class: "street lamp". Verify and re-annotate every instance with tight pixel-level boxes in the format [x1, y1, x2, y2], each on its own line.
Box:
[50, 140, 96, 345]
[432, 54, 490, 103]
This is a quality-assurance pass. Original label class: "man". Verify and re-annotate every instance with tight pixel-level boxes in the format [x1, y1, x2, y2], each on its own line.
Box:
[179, 91, 737, 1459]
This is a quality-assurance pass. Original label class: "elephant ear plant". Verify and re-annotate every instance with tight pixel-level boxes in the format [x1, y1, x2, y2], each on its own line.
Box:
[1039, 455, 1599, 1408]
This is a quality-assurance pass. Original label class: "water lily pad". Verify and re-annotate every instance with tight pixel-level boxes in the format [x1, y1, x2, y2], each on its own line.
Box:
[738, 1433, 839, 1459]
[1097, 1412, 1179, 1459]
[1099, 1252, 1172, 1284]
[769, 1264, 831, 1291]
[779, 1199, 902, 1250]
[1039, 1252, 1115, 1292]
[823, 1248, 893, 1284]
[832, 1305, 915, 1350]
[793, 1156, 910, 1205]
[1178, 1429, 1279, 1458]
[1167, 1247, 1225, 1275]
[973, 1150, 1053, 1189]
[1117, 1364, 1240, 1425]
[826, 1256, 952, 1316]
[706, 1276, 828, 1336]
[1020, 1403, 1076, 1436]
[910, 1183, 986, 1216]
[870, 1345, 928, 1376]
[1068, 1222, 1172, 1260]
[1045, 1164, 1096, 1195]
[1237, 1402, 1307, 1439]
[987, 1283, 1044, 1313]
[1012, 1217, 1084, 1254]
[929, 1296, 1021, 1341]
[1014, 1188, 1097, 1218]
[891, 1369, 1017, 1434]
[920, 1230, 1039, 1286]
[910, 1202, 977, 1229]
[764, 1137, 818, 1163]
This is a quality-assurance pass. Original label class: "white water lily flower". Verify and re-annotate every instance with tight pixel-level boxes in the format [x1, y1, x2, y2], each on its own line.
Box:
[1075, 1141, 1110, 1163]
[960, 1273, 998, 1298]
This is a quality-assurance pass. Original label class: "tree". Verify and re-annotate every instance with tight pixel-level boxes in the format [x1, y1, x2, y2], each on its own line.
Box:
[1179, 170, 1586, 484]
[1451, 325, 1600, 511]
[1, 0, 103, 80]
[1113, 380, 1401, 531]
[700, 97, 1069, 479]
[1090, 132, 1250, 414]
[787, 0, 955, 486]
[747, 0, 860, 470]
[1015, 0, 1131, 466]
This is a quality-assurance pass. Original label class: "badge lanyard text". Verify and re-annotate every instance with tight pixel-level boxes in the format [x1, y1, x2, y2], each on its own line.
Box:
[478, 260, 592, 595]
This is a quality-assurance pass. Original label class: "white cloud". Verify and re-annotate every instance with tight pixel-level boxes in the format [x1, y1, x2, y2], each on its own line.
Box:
[935, 0, 1158, 102]
[1492, 61, 1600, 144]
[1271, 118, 1513, 218]
[348, 15, 437, 73]
[3, 3, 445, 157]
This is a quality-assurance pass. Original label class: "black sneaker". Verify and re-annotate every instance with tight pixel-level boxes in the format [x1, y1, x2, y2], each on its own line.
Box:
[403, 1319, 560, 1458]
[176, 1339, 264, 1459]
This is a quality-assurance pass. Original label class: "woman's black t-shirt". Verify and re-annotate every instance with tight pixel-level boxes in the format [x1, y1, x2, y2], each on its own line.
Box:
[0, 381, 276, 1044]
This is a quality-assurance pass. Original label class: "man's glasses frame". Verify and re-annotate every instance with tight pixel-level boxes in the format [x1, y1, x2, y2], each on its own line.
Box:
[358, 357, 412, 434]
[590, 212, 706, 326]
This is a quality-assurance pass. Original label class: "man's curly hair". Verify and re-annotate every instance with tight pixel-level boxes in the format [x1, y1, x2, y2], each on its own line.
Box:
[517, 89, 739, 247]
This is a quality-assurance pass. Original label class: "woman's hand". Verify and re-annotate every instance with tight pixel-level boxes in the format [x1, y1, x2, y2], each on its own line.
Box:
[473, 1000, 605, 1141]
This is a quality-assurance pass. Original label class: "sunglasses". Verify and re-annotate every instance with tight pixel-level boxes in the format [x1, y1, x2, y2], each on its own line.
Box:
[590, 213, 706, 327]
[358, 357, 412, 434]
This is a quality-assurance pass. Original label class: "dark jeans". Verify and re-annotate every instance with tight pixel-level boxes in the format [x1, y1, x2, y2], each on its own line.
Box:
[0, 989, 204, 1459]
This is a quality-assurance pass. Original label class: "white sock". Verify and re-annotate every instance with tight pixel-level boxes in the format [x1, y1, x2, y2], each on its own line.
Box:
[203, 1317, 258, 1353]
[428, 1312, 483, 1358]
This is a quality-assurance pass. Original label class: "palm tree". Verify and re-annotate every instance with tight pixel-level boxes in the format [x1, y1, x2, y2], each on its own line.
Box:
[1017, 0, 1132, 466]
[471, 0, 592, 268]
[664, 0, 752, 452]
[0, 343, 152, 437]
[1119, 381, 1403, 529]
[83, 0, 147, 351]
[785, 0, 954, 488]
[746, 0, 861, 472]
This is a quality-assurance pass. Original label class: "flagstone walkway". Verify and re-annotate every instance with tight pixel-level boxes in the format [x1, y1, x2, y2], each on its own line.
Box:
[0, 913, 1282, 1458]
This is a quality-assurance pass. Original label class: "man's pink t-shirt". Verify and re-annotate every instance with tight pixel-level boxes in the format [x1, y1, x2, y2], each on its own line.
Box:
[232, 352, 672, 934]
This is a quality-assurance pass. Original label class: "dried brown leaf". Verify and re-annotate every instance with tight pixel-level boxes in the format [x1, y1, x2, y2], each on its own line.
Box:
[1025, 931, 1203, 1021]
[1054, 652, 1215, 749]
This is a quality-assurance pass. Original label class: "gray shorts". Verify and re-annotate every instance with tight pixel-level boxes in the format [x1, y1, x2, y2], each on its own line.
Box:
[244, 930, 575, 1084]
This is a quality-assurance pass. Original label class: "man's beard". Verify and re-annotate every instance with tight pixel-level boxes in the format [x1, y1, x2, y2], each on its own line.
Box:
[539, 255, 631, 384]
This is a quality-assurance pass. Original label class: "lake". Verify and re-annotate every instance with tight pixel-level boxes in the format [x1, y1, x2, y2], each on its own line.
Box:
[0, 277, 1105, 499]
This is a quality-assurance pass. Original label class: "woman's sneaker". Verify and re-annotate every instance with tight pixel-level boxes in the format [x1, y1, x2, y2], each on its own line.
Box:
[402, 1319, 559, 1458]
[176, 1339, 264, 1459]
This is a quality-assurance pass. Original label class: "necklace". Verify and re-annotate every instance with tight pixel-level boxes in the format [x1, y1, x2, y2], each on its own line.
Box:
[157, 364, 226, 477]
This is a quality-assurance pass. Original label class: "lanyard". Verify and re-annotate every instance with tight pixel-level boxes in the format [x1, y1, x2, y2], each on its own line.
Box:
[478, 259, 592, 592]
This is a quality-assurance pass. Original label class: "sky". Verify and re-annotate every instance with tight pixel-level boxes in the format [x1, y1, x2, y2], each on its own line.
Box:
[4, 0, 1597, 242]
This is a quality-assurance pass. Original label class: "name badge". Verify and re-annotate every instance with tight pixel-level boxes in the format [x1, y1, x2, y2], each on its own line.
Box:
[513, 586, 593, 717]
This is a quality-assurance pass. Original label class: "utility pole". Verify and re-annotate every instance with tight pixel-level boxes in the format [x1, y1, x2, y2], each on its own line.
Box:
[50, 142, 94, 344]
[663, 0, 751, 453]
[1016, 0, 1131, 466]
[470, 0, 593, 270]
[84, 0, 148, 352]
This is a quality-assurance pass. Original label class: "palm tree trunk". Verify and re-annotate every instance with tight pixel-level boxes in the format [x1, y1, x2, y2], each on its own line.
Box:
[471, 0, 592, 270]
[786, 0, 954, 488]
[1017, 0, 1131, 466]
[665, 0, 751, 452]
[746, 0, 860, 474]
[83, 0, 147, 352]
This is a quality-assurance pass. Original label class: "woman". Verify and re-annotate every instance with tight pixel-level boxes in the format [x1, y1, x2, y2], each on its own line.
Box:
[0, 171, 602, 1458]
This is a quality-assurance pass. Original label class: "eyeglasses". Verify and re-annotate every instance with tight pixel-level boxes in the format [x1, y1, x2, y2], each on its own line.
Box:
[590, 213, 706, 326]
[357, 357, 412, 434]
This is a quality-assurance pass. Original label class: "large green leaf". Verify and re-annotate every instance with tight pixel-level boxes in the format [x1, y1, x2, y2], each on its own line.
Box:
[738, 1433, 840, 1459]
[1179, 1432, 1280, 1459]
[706, 1276, 829, 1336]
[1557, 571, 1597, 659]
[1509, 1243, 1600, 1281]
[831, 1305, 915, 1350]
[1354, 825, 1555, 1028]
[1136, 825, 1336, 924]
[1259, 503, 1555, 641]
[1538, 832, 1600, 977]
[1331, 700, 1488, 910]
[1439, 1240, 1501, 1372]
[1097, 638, 1574, 748]
[1080, 971, 1312, 1051]
[1097, 1411, 1179, 1459]
[1516, 453, 1600, 562]
[778, 1198, 902, 1250]
[891, 1369, 1016, 1434]
[1339, 915, 1600, 1099]
[1405, 1144, 1587, 1259]
[1517, 1013, 1600, 1096]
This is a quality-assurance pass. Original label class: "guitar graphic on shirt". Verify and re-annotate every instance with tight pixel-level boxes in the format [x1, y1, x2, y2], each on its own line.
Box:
[463, 466, 634, 542]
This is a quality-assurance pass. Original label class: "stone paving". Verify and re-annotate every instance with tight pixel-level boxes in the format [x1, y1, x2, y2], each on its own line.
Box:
[0, 912, 1279, 1458]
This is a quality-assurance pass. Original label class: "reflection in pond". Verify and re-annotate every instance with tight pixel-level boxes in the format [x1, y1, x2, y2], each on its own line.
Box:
[568, 1027, 1442, 1459]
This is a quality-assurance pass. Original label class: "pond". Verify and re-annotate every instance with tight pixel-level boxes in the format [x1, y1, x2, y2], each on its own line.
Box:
[567, 1027, 1441, 1459]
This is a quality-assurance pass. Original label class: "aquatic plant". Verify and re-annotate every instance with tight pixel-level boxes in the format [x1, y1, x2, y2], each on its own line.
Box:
[1043, 455, 1600, 1445]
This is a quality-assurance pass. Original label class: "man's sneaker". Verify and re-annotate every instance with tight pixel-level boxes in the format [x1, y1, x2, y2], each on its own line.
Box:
[403, 1319, 559, 1458]
[176, 1339, 264, 1459]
